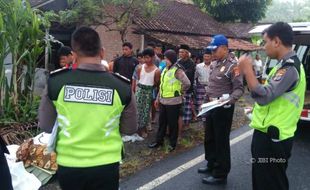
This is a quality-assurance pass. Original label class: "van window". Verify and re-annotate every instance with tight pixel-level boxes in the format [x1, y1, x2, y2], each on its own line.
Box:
[303, 48, 310, 90]
[296, 45, 308, 61]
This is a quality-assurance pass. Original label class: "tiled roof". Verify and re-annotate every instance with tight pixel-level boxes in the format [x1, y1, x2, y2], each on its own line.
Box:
[134, 0, 236, 37]
[29, 0, 50, 7]
[223, 22, 255, 39]
[29, 0, 68, 11]
[145, 32, 262, 51]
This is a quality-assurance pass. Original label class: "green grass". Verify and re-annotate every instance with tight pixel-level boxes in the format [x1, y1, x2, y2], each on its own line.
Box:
[179, 137, 193, 148]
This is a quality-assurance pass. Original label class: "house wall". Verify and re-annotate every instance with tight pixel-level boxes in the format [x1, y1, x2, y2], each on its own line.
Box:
[96, 25, 142, 62]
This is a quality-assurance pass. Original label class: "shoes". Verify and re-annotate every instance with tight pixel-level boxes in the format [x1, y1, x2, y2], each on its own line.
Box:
[197, 166, 212, 174]
[202, 176, 227, 185]
[148, 142, 163, 148]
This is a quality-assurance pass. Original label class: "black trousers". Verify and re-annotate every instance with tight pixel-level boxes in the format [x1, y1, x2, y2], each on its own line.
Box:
[204, 104, 234, 178]
[251, 129, 293, 190]
[156, 103, 181, 147]
[0, 140, 13, 190]
[58, 162, 119, 190]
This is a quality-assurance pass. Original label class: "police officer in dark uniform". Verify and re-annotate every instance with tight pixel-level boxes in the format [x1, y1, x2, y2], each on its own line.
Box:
[239, 22, 306, 190]
[38, 27, 137, 190]
[198, 35, 244, 185]
[0, 136, 13, 190]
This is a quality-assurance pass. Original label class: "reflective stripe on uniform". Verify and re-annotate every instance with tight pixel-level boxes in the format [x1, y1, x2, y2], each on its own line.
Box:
[282, 92, 300, 108]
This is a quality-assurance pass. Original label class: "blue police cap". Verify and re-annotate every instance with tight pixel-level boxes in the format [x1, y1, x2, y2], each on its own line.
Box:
[207, 35, 228, 50]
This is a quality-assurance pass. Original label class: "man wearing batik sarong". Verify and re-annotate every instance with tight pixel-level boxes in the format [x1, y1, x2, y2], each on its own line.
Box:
[136, 48, 161, 138]
[194, 48, 212, 121]
[177, 44, 196, 137]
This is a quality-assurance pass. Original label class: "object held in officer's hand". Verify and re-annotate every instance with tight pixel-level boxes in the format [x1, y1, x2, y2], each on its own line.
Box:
[197, 94, 230, 117]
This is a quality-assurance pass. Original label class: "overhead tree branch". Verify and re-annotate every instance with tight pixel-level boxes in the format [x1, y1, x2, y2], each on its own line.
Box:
[57, 0, 159, 42]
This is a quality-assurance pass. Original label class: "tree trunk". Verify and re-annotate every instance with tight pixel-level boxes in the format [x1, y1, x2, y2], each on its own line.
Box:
[121, 31, 126, 43]
[120, 27, 129, 43]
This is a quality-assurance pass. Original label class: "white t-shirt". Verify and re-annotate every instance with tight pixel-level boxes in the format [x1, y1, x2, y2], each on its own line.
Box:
[138, 64, 157, 86]
[254, 59, 262, 73]
[101, 60, 109, 70]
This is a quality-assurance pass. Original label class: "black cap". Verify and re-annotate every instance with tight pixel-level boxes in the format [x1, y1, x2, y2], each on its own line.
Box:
[179, 44, 190, 51]
[203, 48, 212, 55]
[164, 49, 177, 64]
[58, 46, 72, 57]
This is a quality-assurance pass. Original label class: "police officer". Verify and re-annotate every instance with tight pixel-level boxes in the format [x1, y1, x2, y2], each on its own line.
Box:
[38, 27, 137, 190]
[0, 136, 13, 190]
[198, 35, 244, 185]
[239, 22, 306, 190]
[148, 49, 190, 151]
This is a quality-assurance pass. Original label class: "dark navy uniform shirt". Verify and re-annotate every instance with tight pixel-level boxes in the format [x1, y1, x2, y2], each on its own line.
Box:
[206, 56, 244, 103]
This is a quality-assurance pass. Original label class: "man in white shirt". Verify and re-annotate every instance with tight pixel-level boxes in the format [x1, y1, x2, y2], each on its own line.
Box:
[253, 54, 263, 76]
[194, 48, 212, 119]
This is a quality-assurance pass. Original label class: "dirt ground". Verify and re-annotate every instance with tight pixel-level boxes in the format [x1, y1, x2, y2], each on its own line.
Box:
[119, 90, 254, 178]
[39, 90, 254, 190]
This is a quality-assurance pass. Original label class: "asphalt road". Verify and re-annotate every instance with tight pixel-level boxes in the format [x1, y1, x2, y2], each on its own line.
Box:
[120, 124, 310, 190]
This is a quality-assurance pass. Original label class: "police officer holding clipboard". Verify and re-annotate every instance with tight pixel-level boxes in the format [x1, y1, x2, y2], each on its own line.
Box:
[198, 34, 244, 185]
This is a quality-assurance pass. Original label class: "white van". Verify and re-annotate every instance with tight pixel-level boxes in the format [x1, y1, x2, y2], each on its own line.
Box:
[248, 22, 310, 123]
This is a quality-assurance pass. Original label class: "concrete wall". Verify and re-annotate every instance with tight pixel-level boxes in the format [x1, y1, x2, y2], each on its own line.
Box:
[96, 25, 142, 62]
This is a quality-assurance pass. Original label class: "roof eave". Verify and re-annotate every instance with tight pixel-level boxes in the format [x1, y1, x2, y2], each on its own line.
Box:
[135, 27, 236, 39]
[31, 0, 55, 8]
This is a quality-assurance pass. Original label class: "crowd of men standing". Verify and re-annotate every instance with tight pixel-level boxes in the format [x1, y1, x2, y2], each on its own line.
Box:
[103, 41, 215, 141]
